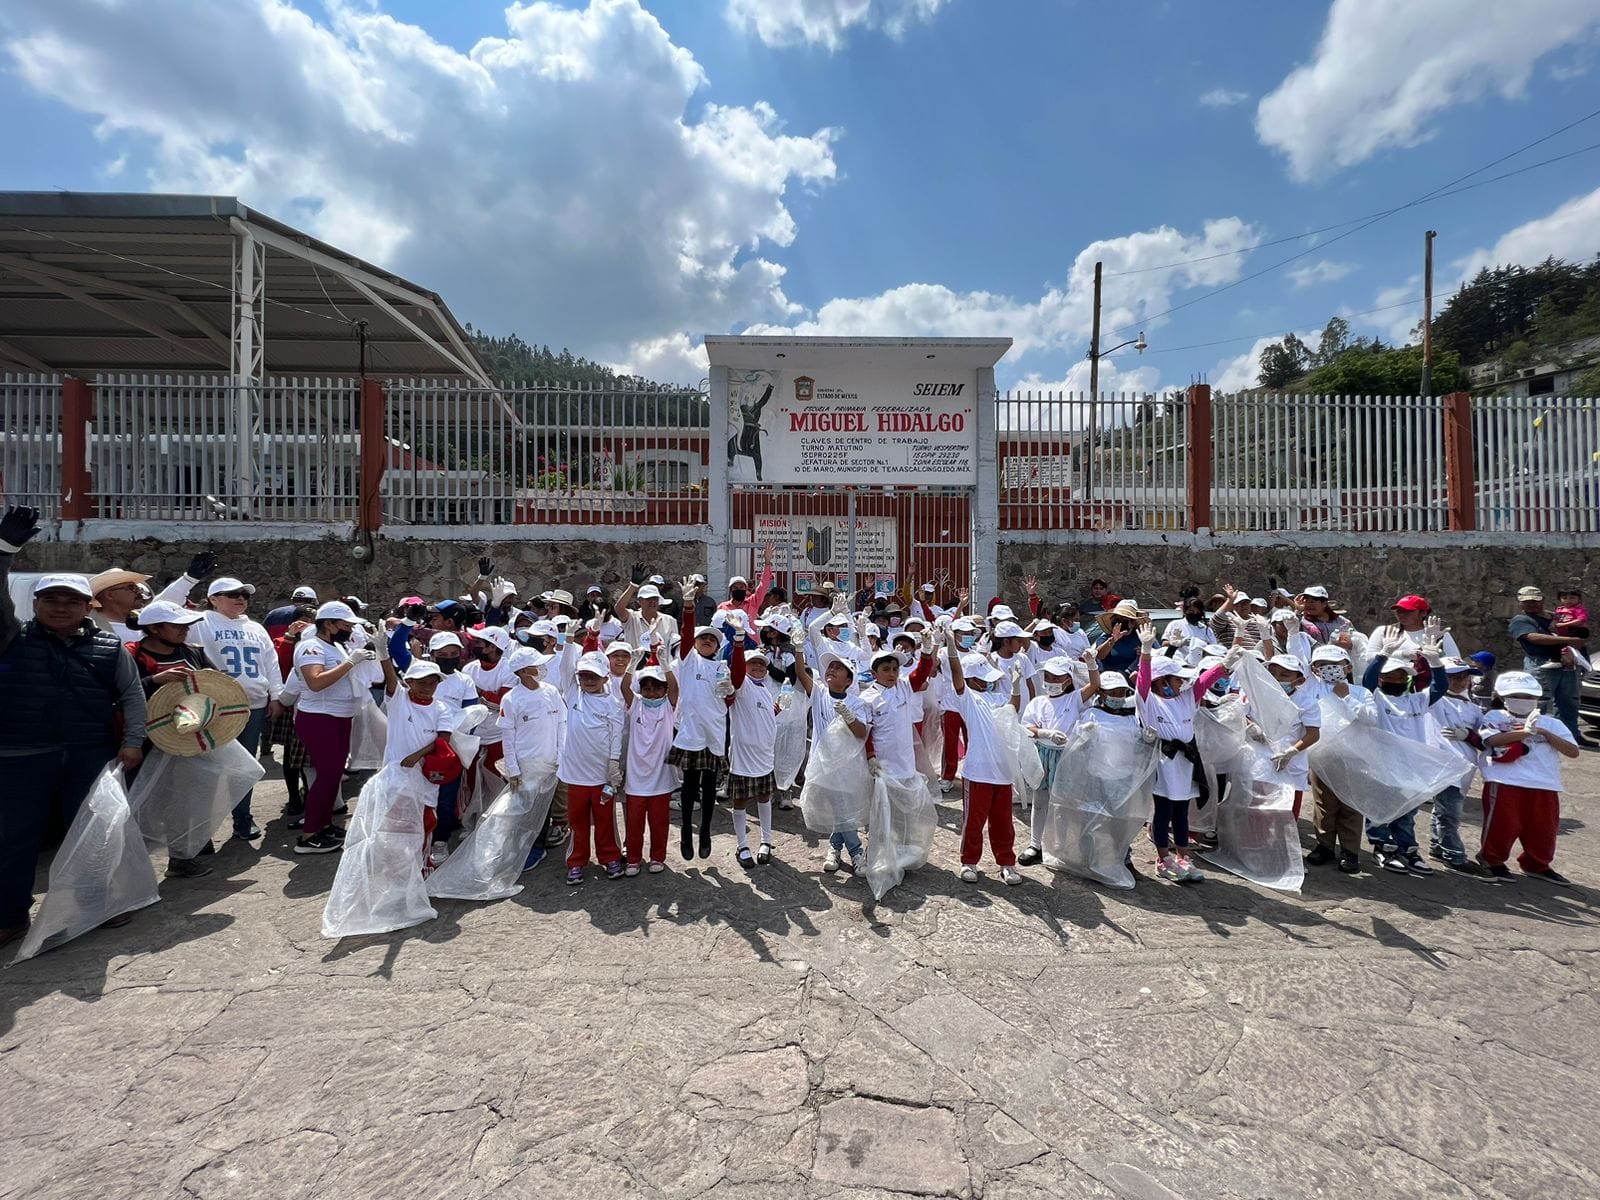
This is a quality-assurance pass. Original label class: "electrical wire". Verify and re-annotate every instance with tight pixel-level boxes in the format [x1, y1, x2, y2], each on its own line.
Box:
[1136, 296, 1423, 357]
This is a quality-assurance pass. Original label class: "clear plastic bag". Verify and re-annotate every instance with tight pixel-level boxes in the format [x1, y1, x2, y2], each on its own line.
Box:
[992, 703, 1046, 790]
[1191, 697, 1247, 837]
[799, 718, 871, 835]
[321, 764, 436, 938]
[772, 692, 809, 793]
[128, 741, 265, 859]
[1042, 721, 1158, 889]
[917, 706, 945, 792]
[1307, 694, 1471, 826]
[347, 699, 388, 771]
[1233, 652, 1300, 745]
[1197, 768, 1304, 892]
[863, 772, 939, 900]
[13, 764, 161, 963]
[426, 763, 559, 901]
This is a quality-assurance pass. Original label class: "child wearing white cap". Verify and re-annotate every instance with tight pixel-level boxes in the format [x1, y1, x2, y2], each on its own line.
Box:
[1476, 671, 1577, 884]
[944, 636, 1024, 885]
[385, 661, 462, 859]
[620, 665, 679, 874]
[559, 652, 625, 884]
[727, 648, 778, 868]
[1429, 658, 1488, 870]
[499, 648, 566, 871]
[1017, 649, 1101, 866]
[1304, 644, 1373, 874]
[669, 595, 737, 861]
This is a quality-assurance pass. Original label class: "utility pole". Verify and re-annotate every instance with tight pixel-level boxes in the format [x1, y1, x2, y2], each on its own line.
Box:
[1421, 230, 1436, 396]
[1086, 259, 1103, 500]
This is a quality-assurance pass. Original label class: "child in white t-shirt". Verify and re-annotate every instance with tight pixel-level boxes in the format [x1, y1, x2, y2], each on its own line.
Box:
[499, 648, 566, 873]
[1016, 651, 1100, 866]
[945, 638, 1024, 886]
[620, 665, 680, 875]
[1476, 671, 1578, 884]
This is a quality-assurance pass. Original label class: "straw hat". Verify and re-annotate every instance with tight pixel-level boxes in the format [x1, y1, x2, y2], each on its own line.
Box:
[145, 669, 251, 757]
[1095, 598, 1148, 633]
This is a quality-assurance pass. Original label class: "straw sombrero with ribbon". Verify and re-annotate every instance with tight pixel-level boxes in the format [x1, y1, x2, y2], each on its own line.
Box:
[146, 669, 251, 757]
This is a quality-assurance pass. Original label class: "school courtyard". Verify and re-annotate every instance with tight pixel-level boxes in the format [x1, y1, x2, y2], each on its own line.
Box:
[3, 753, 1596, 1200]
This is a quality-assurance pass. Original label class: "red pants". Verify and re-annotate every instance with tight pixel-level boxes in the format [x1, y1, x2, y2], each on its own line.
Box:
[961, 779, 1016, 867]
[625, 792, 672, 865]
[941, 711, 967, 781]
[565, 784, 621, 869]
[1480, 783, 1560, 872]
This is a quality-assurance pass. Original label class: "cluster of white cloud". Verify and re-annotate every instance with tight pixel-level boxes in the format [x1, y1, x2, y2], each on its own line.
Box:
[1453, 185, 1600, 282]
[1256, 0, 1600, 182]
[1198, 87, 1248, 109]
[725, 0, 947, 50]
[1287, 259, 1353, 289]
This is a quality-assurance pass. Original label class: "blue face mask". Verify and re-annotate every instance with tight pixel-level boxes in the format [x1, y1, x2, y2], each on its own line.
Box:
[1210, 675, 1232, 696]
[640, 695, 668, 709]
[1281, 681, 1298, 696]
[957, 635, 976, 650]
[838, 627, 853, 643]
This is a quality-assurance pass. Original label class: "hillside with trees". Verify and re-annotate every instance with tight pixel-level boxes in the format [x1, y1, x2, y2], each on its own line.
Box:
[465, 327, 684, 391]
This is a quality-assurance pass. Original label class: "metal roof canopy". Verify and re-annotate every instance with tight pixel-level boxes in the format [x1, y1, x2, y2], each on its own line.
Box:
[0, 191, 492, 385]
[703, 335, 1012, 372]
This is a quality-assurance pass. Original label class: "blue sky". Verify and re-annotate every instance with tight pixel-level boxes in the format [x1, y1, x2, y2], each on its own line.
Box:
[1, 0, 1598, 390]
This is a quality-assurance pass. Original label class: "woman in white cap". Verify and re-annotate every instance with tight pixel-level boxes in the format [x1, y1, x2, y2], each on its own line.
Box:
[293, 600, 375, 854]
[619, 664, 679, 874]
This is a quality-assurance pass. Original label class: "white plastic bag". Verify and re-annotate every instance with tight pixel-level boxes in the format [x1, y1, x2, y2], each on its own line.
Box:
[1197, 770, 1304, 892]
[321, 765, 435, 938]
[128, 741, 265, 859]
[426, 763, 559, 901]
[1191, 697, 1247, 837]
[1308, 694, 1471, 826]
[1234, 652, 1300, 746]
[917, 707, 945, 792]
[1042, 720, 1158, 889]
[347, 699, 388, 771]
[772, 692, 809, 793]
[13, 765, 161, 963]
[799, 718, 870, 835]
[992, 703, 1046, 790]
[863, 772, 939, 900]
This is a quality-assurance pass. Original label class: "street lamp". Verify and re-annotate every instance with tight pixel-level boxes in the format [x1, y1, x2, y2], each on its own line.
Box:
[1084, 259, 1146, 501]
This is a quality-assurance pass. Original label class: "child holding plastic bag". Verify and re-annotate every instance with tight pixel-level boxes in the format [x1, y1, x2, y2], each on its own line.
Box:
[1429, 657, 1487, 870]
[498, 648, 566, 873]
[858, 644, 939, 896]
[620, 665, 679, 875]
[726, 648, 778, 870]
[1476, 671, 1578, 884]
[796, 650, 871, 875]
[384, 660, 465, 859]
[1135, 622, 1229, 883]
[1016, 650, 1100, 866]
[1360, 621, 1450, 875]
[945, 638, 1025, 886]
[1304, 644, 1374, 874]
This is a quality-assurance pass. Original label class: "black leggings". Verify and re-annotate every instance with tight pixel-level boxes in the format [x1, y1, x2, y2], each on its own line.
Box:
[681, 767, 717, 850]
[1151, 794, 1190, 852]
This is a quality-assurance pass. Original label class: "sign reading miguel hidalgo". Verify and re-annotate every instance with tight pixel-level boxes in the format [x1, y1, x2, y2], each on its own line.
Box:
[725, 366, 978, 486]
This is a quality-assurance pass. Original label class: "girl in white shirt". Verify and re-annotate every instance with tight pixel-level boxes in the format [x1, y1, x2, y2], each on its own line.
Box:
[498, 648, 566, 873]
[669, 613, 735, 862]
[727, 648, 778, 869]
[1017, 651, 1101, 866]
[619, 665, 679, 875]
[196, 575, 283, 841]
[559, 653, 625, 885]
[385, 661, 461, 853]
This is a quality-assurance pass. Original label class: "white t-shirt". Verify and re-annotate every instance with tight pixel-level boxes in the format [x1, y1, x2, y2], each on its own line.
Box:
[1432, 691, 1484, 769]
[993, 652, 1036, 701]
[948, 688, 1013, 787]
[1021, 690, 1083, 739]
[1364, 624, 1461, 668]
[1479, 712, 1569, 792]
[464, 657, 518, 745]
[293, 636, 360, 718]
[499, 683, 566, 779]
[729, 676, 778, 779]
[623, 610, 680, 668]
[558, 689, 624, 787]
[196, 610, 283, 708]
[673, 650, 730, 753]
[860, 678, 921, 778]
[625, 699, 679, 797]
[384, 695, 459, 805]
[809, 682, 864, 739]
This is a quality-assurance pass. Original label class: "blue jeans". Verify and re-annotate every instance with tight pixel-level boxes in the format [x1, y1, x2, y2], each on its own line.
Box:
[1527, 661, 1580, 741]
[1367, 808, 1419, 853]
[0, 746, 113, 928]
[232, 706, 268, 835]
[830, 829, 862, 857]
[434, 778, 463, 842]
[1429, 786, 1466, 863]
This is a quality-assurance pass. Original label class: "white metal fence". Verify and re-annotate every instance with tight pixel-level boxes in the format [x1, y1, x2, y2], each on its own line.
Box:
[1473, 394, 1600, 533]
[0, 372, 62, 517]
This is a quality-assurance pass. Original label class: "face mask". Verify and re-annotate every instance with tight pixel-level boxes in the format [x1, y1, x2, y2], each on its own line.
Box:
[1058, 620, 1077, 632]
[331, 629, 352, 644]
[957, 635, 975, 650]
[1503, 697, 1537, 717]
[1042, 681, 1065, 697]
[1036, 636, 1055, 650]
[1280, 681, 1298, 696]
[895, 651, 913, 666]
[838, 627, 853, 643]
[730, 588, 747, 602]
[1101, 696, 1132, 711]
[641, 695, 668, 709]
[515, 630, 534, 646]
[1379, 679, 1409, 696]
[1209, 675, 1232, 696]
[1314, 665, 1345, 684]
[436, 657, 461, 675]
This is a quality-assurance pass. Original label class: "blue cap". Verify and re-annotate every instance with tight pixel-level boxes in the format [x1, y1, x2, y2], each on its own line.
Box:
[434, 599, 460, 612]
[1469, 650, 1495, 669]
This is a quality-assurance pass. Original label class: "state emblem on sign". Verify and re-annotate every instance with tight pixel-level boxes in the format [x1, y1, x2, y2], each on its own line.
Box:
[805, 525, 833, 567]
[793, 375, 815, 402]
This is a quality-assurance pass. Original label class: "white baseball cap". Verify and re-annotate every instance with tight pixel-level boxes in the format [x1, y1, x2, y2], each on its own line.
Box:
[1151, 656, 1195, 679]
[314, 601, 359, 623]
[507, 647, 551, 673]
[1298, 585, 1330, 600]
[1098, 671, 1132, 692]
[637, 584, 662, 601]
[960, 653, 1004, 683]
[990, 604, 1015, 621]
[206, 576, 256, 597]
[728, 575, 749, 588]
[1494, 671, 1541, 697]
[428, 632, 463, 652]
[402, 660, 443, 681]
[920, 582, 935, 593]
[635, 665, 668, 684]
[993, 621, 1026, 639]
[136, 600, 204, 626]
[1041, 656, 1078, 677]
[33, 573, 95, 599]
[576, 651, 609, 676]
[1267, 654, 1306, 676]
[604, 640, 634, 657]
[1310, 644, 1350, 664]
[291, 585, 317, 602]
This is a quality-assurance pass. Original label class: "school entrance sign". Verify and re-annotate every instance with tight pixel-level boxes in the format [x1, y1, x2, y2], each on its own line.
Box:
[704, 336, 1011, 603]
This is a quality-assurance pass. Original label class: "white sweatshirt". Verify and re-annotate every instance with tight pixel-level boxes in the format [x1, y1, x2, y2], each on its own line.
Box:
[195, 610, 283, 708]
[558, 689, 625, 787]
[499, 683, 567, 780]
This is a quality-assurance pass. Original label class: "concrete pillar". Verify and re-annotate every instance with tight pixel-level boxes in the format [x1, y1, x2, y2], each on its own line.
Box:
[707, 366, 730, 585]
[1443, 391, 1476, 531]
[1185, 383, 1213, 534]
[60, 376, 94, 520]
[972, 365, 999, 600]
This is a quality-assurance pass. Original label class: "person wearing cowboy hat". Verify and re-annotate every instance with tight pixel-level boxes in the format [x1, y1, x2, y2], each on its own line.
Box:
[0, 506, 151, 948]
[87, 566, 154, 645]
[1093, 599, 1147, 678]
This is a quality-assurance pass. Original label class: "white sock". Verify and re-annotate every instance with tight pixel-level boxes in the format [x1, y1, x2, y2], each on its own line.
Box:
[733, 807, 748, 849]
[757, 799, 773, 844]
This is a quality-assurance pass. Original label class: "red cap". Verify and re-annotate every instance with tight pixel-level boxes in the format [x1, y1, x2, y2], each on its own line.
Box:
[1391, 594, 1430, 613]
[420, 736, 462, 785]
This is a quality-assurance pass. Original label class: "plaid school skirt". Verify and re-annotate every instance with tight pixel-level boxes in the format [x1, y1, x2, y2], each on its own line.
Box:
[726, 771, 775, 802]
[271, 705, 310, 771]
[667, 745, 725, 775]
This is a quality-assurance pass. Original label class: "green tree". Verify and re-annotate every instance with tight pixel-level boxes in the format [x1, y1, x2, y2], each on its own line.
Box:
[1311, 316, 1350, 367]
[1296, 344, 1462, 395]
[1257, 332, 1312, 387]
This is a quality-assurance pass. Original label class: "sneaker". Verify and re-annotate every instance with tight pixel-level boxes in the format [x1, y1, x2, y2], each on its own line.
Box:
[327, 825, 347, 841]
[1444, 858, 1484, 875]
[1480, 860, 1515, 880]
[939, 779, 955, 794]
[521, 847, 546, 874]
[566, 867, 584, 885]
[546, 822, 570, 848]
[823, 847, 841, 873]
[624, 863, 641, 877]
[1177, 856, 1204, 882]
[1526, 867, 1572, 887]
[959, 865, 979, 883]
[1337, 850, 1361, 875]
[293, 832, 342, 855]
[1157, 854, 1183, 881]
[605, 860, 625, 880]
[233, 822, 262, 841]
[1405, 850, 1434, 876]
[1190, 833, 1219, 851]
[647, 861, 665, 874]
[1017, 845, 1043, 866]
[1374, 846, 1409, 874]
[428, 841, 450, 868]
[287, 815, 305, 830]
[1000, 866, 1023, 887]
[756, 842, 773, 865]
[197, 840, 217, 856]
[166, 857, 212, 879]
[844, 848, 863, 875]
[1304, 844, 1336, 867]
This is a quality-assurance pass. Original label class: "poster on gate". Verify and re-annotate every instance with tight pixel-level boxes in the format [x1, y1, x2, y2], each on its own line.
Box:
[742, 515, 898, 576]
[874, 575, 896, 597]
[725, 367, 978, 486]
[795, 572, 816, 595]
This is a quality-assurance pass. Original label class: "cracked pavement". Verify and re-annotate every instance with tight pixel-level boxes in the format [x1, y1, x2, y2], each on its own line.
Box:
[3, 751, 1599, 1199]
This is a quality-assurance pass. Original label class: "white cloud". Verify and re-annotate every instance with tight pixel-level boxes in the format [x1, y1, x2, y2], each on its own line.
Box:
[1256, 0, 1600, 181]
[747, 218, 1261, 360]
[1287, 259, 1353, 288]
[1453, 185, 1600, 280]
[1211, 329, 1321, 392]
[998, 360, 1162, 430]
[726, 0, 947, 50]
[1198, 87, 1248, 108]
[607, 332, 709, 385]
[0, 0, 838, 370]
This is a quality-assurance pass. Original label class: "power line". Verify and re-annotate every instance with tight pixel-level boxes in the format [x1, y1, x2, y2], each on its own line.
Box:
[1138, 296, 1423, 357]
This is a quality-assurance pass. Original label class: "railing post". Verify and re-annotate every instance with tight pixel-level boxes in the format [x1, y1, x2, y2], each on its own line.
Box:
[1185, 383, 1213, 534]
[1443, 390, 1475, 531]
[358, 378, 386, 533]
[60, 375, 94, 520]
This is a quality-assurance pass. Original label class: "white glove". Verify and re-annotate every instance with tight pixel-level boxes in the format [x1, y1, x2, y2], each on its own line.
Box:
[374, 634, 390, 662]
[868, 759, 883, 778]
[1271, 749, 1296, 772]
[1420, 645, 1444, 668]
[1523, 712, 1542, 734]
[1139, 726, 1159, 745]
[1135, 620, 1157, 650]
[606, 760, 623, 791]
[831, 592, 849, 614]
[790, 623, 807, 648]
[1048, 729, 1069, 747]
[1223, 645, 1249, 669]
[1245, 723, 1267, 743]
[352, 648, 378, 663]
[833, 699, 853, 721]
[1162, 623, 1186, 648]
[1441, 725, 1463, 741]
[727, 610, 746, 631]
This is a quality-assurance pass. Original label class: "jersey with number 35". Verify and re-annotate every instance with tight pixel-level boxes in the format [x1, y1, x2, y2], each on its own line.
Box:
[196, 610, 284, 708]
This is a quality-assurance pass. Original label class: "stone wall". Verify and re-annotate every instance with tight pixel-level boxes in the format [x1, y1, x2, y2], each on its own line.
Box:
[999, 534, 1600, 667]
[22, 530, 710, 609]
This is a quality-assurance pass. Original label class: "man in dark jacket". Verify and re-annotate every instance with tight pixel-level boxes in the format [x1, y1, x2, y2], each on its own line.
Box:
[0, 506, 149, 947]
